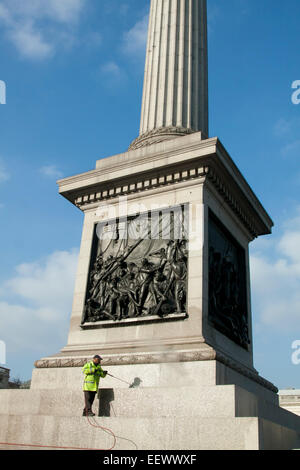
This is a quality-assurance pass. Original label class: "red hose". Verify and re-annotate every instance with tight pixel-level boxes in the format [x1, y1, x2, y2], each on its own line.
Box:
[0, 413, 117, 451]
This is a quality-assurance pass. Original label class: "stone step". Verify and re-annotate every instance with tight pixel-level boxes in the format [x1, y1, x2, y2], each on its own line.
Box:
[0, 385, 257, 419]
[0, 414, 289, 450]
[99, 386, 300, 433]
[98, 385, 259, 419]
[1, 385, 300, 435]
[0, 389, 84, 418]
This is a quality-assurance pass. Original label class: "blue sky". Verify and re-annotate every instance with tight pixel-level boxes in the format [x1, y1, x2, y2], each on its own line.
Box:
[0, 0, 300, 390]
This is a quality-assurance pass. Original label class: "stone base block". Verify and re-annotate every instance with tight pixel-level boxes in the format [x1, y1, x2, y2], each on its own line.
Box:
[0, 378, 300, 449]
[0, 385, 265, 419]
[0, 413, 299, 450]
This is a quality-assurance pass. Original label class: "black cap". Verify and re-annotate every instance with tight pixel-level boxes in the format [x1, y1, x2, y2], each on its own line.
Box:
[93, 354, 102, 360]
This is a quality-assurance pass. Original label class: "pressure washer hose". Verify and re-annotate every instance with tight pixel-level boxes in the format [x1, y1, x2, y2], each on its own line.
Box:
[0, 374, 140, 450]
[107, 372, 132, 386]
[0, 412, 117, 450]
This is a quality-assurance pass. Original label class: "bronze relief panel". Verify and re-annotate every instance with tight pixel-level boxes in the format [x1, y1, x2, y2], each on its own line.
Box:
[208, 210, 250, 349]
[82, 206, 188, 326]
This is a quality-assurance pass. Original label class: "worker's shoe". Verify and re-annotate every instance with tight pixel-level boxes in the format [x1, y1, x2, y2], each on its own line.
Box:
[83, 409, 95, 417]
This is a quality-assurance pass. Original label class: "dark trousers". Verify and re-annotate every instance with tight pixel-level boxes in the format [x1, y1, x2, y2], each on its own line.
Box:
[83, 391, 97, 414]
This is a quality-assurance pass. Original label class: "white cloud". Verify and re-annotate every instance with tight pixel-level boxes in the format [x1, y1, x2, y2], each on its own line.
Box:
[0, 0, 85, 24]
[207, 4, 220, 34]
[0, 159, 10, 183]
[84, 31, 102, 48]
[99, 61, 129, 89]
[0, 249, 79, 353]
[8, 21, 54, 60]
[273, 117, 300, 159]
[122, 14, 148, 59]
[39, 165, 63, 179]
[0, 159, 7, 208]
[281, 140, 300, 159]
[274, 118, 294, 138]
[0, 0, 86, 60]
[37, 0, 85, 23]
[98, 14, 148, 85]
[100, 61, 123, 78]
[250, 208, 300, 332]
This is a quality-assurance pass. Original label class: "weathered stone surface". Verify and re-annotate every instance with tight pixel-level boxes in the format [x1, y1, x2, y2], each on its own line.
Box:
[279, 390, 300, 417]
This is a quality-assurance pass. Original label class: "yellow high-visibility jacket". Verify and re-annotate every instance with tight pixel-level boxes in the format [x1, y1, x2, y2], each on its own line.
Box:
[82, 361, 107, 391]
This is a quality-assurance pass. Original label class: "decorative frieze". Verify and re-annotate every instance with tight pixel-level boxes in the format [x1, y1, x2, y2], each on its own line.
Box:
[74, 165, 208, 208]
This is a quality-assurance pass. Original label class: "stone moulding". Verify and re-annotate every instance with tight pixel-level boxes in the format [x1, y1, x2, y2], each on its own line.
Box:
[34, 348, 278, 393]
[128, 126, 196, 151]
[34, 349, 216, 369]
[80, 313, 188, 330]
[205, 168, 258, 238]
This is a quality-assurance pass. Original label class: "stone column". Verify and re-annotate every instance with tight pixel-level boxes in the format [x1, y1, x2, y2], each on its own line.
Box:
[129, 0, 208, 150]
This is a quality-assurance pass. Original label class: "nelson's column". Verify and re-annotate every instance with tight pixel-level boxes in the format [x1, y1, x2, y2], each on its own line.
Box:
[23, 0, 300, 450]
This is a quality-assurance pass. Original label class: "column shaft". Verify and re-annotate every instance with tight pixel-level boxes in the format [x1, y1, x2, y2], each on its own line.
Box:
[130, 0, 208, 150]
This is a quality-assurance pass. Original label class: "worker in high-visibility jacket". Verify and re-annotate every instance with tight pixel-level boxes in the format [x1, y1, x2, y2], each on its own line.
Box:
[82, 355, 107, 416]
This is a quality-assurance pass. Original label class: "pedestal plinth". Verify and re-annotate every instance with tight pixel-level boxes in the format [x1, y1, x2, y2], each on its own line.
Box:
[34, 133, 273, 387]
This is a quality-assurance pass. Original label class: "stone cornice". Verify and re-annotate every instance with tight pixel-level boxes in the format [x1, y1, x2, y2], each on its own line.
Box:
[57, 136, 273, 239]
[58, 134, 217, 189]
